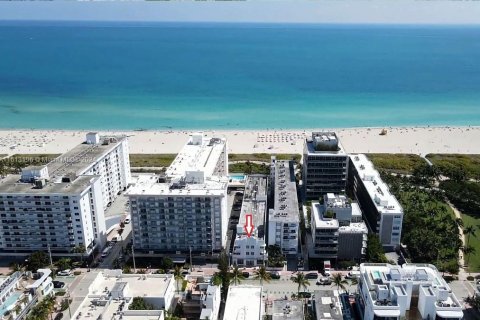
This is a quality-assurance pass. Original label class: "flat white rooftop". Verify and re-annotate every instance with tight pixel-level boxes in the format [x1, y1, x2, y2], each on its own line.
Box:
[127, 173, 227, 197]
[312, 202, 339, 229]
[271, 160, 299, 222]
[224, 286, 263, 320]
[350, 154, 403, 214]
[165, 133, 226, 180]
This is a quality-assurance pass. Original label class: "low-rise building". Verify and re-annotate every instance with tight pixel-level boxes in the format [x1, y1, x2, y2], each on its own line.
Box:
[128, 133, 229, 254]
[349, 154, 403, 250]
[309, 194, 367, 261]
[232, 175, 268, 267]
[182, 278, 221, 320]
[303, 132, 349, 199]
[223, 286, 264, 320]
[71, 270, 175, 320]
[0, 269, 53, 320]
[272, 300, 304, 320]
[358, 263, 463, 320]
[268, 158, 299, 256]
[313, 290, 343, 320]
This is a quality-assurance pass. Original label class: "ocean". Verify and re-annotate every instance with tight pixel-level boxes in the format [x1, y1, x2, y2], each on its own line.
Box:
[0, 21, 479, 130]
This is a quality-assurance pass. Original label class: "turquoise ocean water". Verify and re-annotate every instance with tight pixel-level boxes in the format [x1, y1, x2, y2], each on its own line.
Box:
[0, 21, 479, 130]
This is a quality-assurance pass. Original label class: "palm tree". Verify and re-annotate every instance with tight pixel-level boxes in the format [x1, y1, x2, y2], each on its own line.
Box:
[73, 244, 86, 264]
[349, 277, 359, 294]
[212, 273, 223, 286]
[9, 262, 22, 273]
[331, 273, 348, 292]
[229, 265, 245, 286]
[173, 265, 184, 293]
[290, 272, 310, 295]
[13, 304, 22, 317]
[462, 245, 476, 266]
[464, 225, 477, 248]
[253, 266, 271, 286]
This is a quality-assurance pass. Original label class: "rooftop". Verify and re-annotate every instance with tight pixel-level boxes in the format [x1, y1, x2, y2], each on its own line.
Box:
[312, 202, 339, 229]
[224, 286, 263, 320]
[272, 300, 304, 320]
[46, 134, 126, 180]
[165, 133, 226, 180]
[271, 160, 299, 222]
[237, 175, 267, 238]
[305, 132, 346, 154]
[350, 154, 403, 214]
[0, 174, 100, 195]
[127, 173, 227, 197]
[314, 290, 343, 320]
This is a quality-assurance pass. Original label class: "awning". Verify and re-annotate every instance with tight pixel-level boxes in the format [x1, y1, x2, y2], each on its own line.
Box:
[374, 309, 401, 318]
[171, 257, 186, 263]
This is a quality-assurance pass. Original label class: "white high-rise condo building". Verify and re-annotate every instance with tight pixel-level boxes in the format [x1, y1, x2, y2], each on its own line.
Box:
[309, 193, 367, 261]
[358, 263, 463, 320]
[0, 133, 129, 256]
[303, 132, 348, 200]
[268, 158, 299, 256]
[349, 154, 403, 250]
[127, 133, 228, 254]
[231, 175, 268, 267]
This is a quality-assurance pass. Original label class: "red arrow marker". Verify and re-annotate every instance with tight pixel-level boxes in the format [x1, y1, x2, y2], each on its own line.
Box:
[244, 214, 254, 237]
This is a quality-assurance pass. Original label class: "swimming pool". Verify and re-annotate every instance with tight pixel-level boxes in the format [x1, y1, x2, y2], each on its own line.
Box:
[230, 174, 245, 182]
[0, 292, 22, 317]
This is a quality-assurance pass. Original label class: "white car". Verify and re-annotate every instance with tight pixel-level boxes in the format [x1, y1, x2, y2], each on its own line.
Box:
[124, 218, 130, 224]
[57, 269, 72, 276]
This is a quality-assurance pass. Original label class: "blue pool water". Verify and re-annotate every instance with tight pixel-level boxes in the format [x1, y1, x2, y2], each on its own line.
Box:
[230, 174, 246, 182]
[0, 292, 22, 317]
[0, 21, 480, 129]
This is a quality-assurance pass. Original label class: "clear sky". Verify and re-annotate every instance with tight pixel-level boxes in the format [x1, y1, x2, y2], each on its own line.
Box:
[0, 1, 480, 24]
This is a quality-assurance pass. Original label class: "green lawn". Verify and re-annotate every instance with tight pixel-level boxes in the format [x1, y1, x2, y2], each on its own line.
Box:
[426, 154, 480, 180]
[366, 153, 427, 175]
[229, 153, 301, 163]
[461, 214, 480, 272]
[129, 154, 177, 168]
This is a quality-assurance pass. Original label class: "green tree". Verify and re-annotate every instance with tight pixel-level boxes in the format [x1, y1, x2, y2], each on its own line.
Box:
[55, 258, 71, 271]
[290, 272, 310, 295]
[128, 297, 154, 310]
[173, 265, 184, 293]
[229, 265, 245, 286]
[161, 257, 174, 270]
[216, 250, 230, 301]
[331, 273, 348, 292]
[463, 245, 476, 266]
[366, 234, 388, 263]
[9, 262, 22, 273]
[26, 251, 49, 271]
[73, 244, 86, 264]
[253, 265, 271, 286]
[464, 225, 477, 248]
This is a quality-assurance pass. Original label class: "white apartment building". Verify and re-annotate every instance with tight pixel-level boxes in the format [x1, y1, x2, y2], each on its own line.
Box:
[0, 133, 129, 256]
[0, 171, 106, 255]
[224, 286, 264, 320]
[71, 270, 175, 320]
[358, 263, 463, 320]
[199, 285, 221, 320]
[46, 132, 131, 209]
[303, 132, 349, 199]
[232, 175, 268, 267]
[349, 154, 404, 250]
[310, 193, 367, 261]
[268, 158, 299, 255]
[128, 134, 229, 254]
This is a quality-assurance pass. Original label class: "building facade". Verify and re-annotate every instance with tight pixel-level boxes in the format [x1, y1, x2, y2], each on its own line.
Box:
[349, 154, 403, 250]
[268, 158, 299, 255]
[128, 134, 229, 254]
[358, 263, 463, 320]
[303, 132, 348, 200]
[309, 193, 367, 261]
[232, 175, 268, 267]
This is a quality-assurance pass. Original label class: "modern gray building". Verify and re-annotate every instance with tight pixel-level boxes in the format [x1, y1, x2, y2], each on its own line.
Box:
[268, 158, 299, 255]
[127, 133, 229, 254]
[309, 193, 367, 261]
[303, 132, 349, 200]
[348, 154, 403, 250]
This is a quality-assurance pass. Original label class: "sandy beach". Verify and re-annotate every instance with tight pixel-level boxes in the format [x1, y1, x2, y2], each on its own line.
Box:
[0, 126, 479, 157]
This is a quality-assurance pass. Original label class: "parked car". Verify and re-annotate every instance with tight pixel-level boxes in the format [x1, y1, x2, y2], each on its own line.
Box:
[269, 271, 281, 280]
[57, 269, 71, 276]
[111, 236, 118, 242]
[316, 277, 332, 285]
[298, 292, 312, 298]
[124, 218, 130, 224]
[53, 281, 65, 289]
[345, 271, 360, 279]
[54, 313, 63, 320]
[242, 272, 250, 278]
[305, 272, 318, 279]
